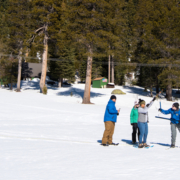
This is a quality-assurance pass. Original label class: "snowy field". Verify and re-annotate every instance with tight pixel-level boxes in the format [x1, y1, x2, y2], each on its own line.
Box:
[0, 81, 180, 180]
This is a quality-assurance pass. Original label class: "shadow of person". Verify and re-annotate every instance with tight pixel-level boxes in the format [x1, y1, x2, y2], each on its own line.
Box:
[150, 142, 171, 147]
[121, 139, 133, 145]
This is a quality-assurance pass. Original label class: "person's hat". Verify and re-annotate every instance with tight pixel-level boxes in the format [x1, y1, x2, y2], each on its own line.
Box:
[173, 102, 179, 110]
[139, 99, 146, 105]
[110, 95, 117, 100]
[134, 101, 139, 106]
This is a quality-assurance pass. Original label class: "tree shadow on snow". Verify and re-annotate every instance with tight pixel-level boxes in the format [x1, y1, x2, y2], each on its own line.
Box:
[123, 86, 157, 97]
[56, 87, 105, 99]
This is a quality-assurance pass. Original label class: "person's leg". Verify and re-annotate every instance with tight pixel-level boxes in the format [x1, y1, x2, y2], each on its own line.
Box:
[171, 123, 177, 146]
[138, 122, 145, 144]
[102, 121, 111, 144]
[132, 123, 136, 142]
[138, 126, 140, 141]
[108, 121, 115, 144]
[176, 123, 180, 133]
[143, 122, 148, 144]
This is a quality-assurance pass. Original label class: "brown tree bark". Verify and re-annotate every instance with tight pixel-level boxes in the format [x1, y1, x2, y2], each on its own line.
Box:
[166, 65, 172, 101]
[108, 55, 111, 83]
[111, 56, 114, 84]
[16, 48, 23, 92]
[40, 26, 48, 93]
[166, 76, 172, 101]
[82, 46, 93, 104]
[58, 78, 63, 87]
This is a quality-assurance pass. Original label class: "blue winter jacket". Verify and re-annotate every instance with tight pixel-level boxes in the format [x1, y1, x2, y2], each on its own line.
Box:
[160, 108, 180, 124]
[104, 100, 118, 122]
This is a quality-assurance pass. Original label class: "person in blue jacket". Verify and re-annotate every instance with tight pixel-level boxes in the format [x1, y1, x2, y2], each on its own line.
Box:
[159, 102, 180, 148]
[101, 95, 120, 146]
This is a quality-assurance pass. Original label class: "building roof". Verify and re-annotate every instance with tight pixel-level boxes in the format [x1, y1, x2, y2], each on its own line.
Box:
[93, 77, 106, 81]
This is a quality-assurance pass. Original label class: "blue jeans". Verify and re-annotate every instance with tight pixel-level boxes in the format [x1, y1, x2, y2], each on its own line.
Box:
[138, 122, 148, 144]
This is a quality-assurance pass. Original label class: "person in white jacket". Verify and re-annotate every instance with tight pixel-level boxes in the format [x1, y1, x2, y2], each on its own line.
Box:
[138, 97, 156, 148]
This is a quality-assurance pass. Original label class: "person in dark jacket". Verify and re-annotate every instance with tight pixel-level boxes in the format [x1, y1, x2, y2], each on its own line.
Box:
[130, 101, 140, 144]
[159, 102, 180, 148]
[101, 95, 120, 146]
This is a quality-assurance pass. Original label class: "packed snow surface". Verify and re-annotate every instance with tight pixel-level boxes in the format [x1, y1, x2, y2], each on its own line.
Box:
[0, 82, 180, 180]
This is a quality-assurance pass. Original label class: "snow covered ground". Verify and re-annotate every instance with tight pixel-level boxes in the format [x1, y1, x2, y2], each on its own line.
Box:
[0, 82, 180, 180]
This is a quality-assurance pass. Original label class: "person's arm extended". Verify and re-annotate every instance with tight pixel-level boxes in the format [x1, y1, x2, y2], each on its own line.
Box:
[138, 101, 154, 113]
[108, 105, 118, 114]
[160, 108, 171, 115]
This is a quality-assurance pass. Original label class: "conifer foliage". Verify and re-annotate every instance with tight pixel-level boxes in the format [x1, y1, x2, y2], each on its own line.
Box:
[30, 0, 63, 93]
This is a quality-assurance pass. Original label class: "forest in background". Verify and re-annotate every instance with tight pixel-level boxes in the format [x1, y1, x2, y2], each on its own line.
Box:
[0, 0, 180, 102]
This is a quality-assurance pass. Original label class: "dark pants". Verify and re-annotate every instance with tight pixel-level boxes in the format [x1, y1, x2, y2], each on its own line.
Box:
[138, 122, 148, 144]
[132, 123, 140, 142]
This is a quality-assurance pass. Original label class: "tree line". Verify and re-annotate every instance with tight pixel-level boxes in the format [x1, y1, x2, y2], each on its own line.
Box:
[0, 0, 180, 102]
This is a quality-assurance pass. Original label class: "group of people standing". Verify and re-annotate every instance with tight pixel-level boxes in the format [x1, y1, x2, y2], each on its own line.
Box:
[101, 95, 180, 148]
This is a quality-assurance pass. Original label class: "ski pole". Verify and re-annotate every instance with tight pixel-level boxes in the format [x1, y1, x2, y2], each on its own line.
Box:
[160, 101, 161, 109]
[155, 116, 171, 121]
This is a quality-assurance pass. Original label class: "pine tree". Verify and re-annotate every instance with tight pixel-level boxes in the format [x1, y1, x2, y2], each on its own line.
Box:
[66, 0, 128, 103]
[48, 44, 76, 87]
[31, 0, 64, 93]
[134, 0, 180, 100]
[4, 0, 32, 92]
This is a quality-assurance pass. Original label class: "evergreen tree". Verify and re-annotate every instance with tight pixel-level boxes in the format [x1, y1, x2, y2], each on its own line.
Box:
[134, 0, 180, 100]
[4, 0, 32, 92]
[48, 44, 76, 86]
[67, 0, 128, 103]
[31, 0, 64, 93]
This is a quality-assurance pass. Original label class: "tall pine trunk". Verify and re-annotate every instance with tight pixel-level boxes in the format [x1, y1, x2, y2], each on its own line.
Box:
[40, 26, 48, 93]
[111, 56, 114, 84]
[16, 48, 23, 92]
[166, 66, 172, 101]
[166, 76, 172, 101]
[108, 55, 111, 83]
[82, 46, 93, 104]
[156, 77, 159, 94]
[58, 78, 63, 88]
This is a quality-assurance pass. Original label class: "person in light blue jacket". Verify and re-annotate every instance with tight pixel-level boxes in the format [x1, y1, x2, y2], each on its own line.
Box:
[159, 102, 180, 148]
[101, 95, 120, 146]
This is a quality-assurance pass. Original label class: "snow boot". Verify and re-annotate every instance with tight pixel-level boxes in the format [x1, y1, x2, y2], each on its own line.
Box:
[101, 144, 109, 147]
[108, 143, 119, 146]
[143, 143, 150, 147]
[170, 144, 175, 148]
[138, 143, 144, 148]
[132, 141, 137, 144]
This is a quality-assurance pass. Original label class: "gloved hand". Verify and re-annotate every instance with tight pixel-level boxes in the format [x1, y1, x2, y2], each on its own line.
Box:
[158, 108, 162, 112]
[152, 97, 156, 101]
[131, 123, 133, 126]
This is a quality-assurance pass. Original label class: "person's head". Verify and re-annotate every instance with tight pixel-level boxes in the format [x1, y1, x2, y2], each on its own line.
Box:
[134, 101, 139, 108]
[139, 99, 146, 108]
[110, 95, 117, 102]
[172, 102, 179, 111]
